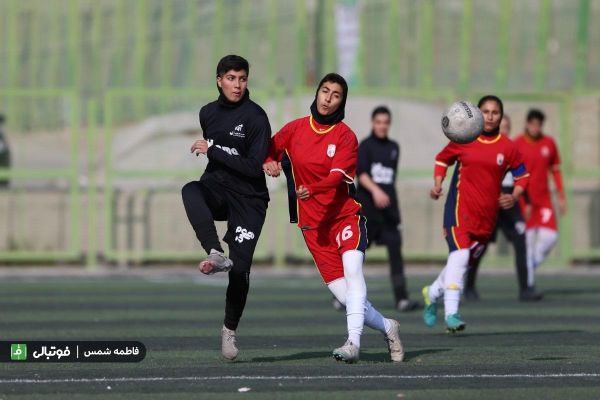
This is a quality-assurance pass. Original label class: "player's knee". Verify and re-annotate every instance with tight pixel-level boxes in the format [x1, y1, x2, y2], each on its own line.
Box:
[181, 181, 200, 204]
[342, 251, 366, 296]
[342, 250, 364, 279]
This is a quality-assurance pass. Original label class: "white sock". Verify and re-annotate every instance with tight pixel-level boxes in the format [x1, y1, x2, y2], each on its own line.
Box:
[365, 300, 390, 334]
[328, 279, 390, 335]
[342, 250, 367, 348]
[428, 266, 447, 302]
[442, 249, 469, 317]
[444, 289, 461, 318]
[533, 227, 558, 268]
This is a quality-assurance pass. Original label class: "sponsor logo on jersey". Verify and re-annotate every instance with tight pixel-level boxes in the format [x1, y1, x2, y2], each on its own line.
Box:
[496, 153, 504, 166]
[229, 124, 245, 138]
[327, 144, 336, 158]
[234, 226, 255, 243]
[370, 162, 394, 184]
[215, 144, 239, 156]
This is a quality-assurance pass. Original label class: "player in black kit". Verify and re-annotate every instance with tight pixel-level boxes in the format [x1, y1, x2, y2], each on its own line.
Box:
[355, 106, 419, 312]
[181, 55, 271, 360]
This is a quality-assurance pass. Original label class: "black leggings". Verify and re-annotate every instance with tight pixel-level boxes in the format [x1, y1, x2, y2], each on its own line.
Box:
[182, 179, 267, 330]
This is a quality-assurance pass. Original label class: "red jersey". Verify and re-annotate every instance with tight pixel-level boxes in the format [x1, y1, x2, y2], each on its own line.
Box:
[266, 115, 361, 229]
[514, 133, 563, 206]
[434, 134, 529, 238]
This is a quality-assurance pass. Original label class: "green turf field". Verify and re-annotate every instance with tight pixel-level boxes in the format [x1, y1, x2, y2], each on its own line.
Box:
[1, 271, 599, 399]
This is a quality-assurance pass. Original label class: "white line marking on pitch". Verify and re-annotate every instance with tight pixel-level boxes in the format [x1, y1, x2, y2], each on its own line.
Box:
[1, 373, 599, 384]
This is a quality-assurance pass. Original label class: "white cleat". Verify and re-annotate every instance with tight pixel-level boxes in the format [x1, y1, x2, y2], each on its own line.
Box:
[221, 325, 238, 361]
[332, 340, 360, 364]
[384, 319, 404, 362]
[199, 250, 233, 275]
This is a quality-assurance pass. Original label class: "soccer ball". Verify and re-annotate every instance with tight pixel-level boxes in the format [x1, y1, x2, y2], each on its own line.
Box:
[441, 101, 484, 144]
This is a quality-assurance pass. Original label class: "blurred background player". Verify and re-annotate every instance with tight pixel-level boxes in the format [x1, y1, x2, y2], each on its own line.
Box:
[181, 55, 271, 361]
[464, 115, 542, 301]
[423, 95, 529, 333]
[515, 109, 566, 292]
[0, 114, 10, 188]
[263, 73, 404, 364]
[355, 106, 419, 312]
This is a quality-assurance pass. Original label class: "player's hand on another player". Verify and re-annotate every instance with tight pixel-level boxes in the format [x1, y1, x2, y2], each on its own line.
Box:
[296, 185, 311, 200]
[263, 161, 282, 177]
[373, 188, 391, 209]
[558, 195, 567, 215]
[430, 184, 443, 200]
[498, 193, 516, 210]
[190, 139, 209, 156]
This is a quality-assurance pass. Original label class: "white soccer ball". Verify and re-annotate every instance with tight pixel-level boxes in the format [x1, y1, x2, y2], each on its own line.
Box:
[441, 101, 484, 144]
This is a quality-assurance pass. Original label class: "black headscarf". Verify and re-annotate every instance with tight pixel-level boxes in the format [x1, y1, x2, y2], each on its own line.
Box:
[310, 73, 348, 125]
[477, 95, 504, 137]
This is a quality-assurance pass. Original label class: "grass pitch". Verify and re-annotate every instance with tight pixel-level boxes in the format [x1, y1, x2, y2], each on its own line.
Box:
[1, 269, 599, 399]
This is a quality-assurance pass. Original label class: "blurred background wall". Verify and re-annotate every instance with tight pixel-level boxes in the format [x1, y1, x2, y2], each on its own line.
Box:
[0, 0, 598, 267]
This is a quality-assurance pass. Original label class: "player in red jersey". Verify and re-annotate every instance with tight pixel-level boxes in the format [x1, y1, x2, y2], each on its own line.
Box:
[422, 95, 530, 333]
[263, 73, 403, 364]
[514, 109, 565, 290]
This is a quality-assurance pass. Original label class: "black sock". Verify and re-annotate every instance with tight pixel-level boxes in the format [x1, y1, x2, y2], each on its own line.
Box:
[466, 261, 480, 290]
[385, 231, 408, 302]
[224, 270, 250, 330]
[513, 234, 529, 291]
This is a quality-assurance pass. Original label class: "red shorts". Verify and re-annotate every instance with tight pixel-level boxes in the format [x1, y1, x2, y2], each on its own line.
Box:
[302, 214, 368, 284]
[525, 203, 557, 230]
[444, 225, 489, 255]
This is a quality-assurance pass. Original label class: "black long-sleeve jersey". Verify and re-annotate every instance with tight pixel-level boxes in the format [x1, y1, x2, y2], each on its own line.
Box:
[199, 93, 271, 201]
[356, 134, 401, 224]
[356, 134, 400, 198]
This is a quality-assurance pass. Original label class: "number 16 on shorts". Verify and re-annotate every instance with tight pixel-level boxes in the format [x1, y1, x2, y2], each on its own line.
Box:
[336, 225, 354, 247]
[334, 216, 367, 253]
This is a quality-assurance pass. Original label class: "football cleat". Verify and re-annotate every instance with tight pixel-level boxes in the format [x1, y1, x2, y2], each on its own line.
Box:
[445, 313, 466, 334]
[422, 286, 438, 327]
[397, 299, 421, 312]
[463, 287, 480, 301]
[332, 340, 359, 364]
[519, 287, 543, 302]
[199, 249, 233, 275]
[221, 325, 238, 361]
[384, 319, 404, 362]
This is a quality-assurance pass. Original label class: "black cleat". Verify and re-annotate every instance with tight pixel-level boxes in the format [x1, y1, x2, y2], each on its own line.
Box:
[520, 287, 543, 301]
[397, 299, 421, 312]
[464, 287, 480, 301]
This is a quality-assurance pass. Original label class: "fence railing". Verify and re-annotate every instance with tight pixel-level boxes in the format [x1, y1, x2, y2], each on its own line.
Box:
[1, 87, 597, 267]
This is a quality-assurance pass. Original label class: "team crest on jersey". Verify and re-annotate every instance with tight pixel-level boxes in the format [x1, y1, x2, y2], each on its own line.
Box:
[541, 146, 550, 157]
[496, 153, 505, 166]
[327, 144, 336, 158]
